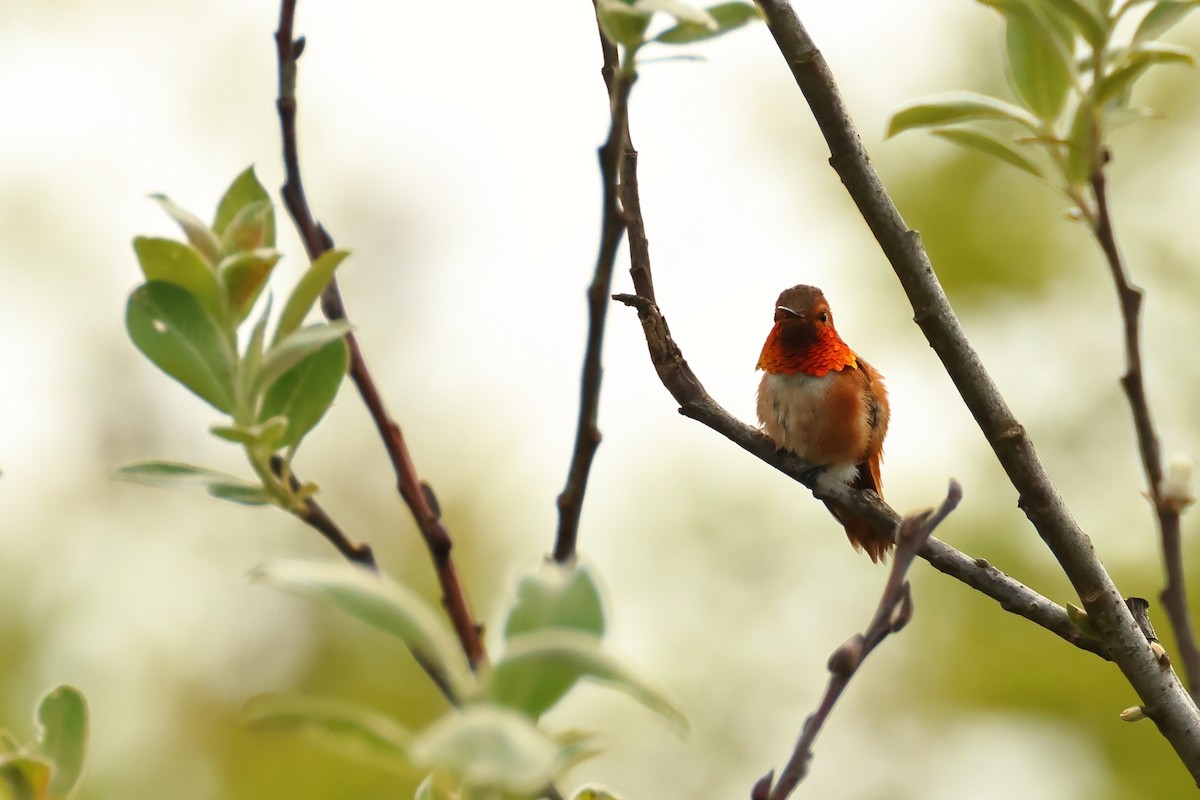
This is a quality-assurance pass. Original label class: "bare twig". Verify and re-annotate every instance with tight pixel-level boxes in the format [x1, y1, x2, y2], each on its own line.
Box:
[273, 0, 486, 670]
[553, 14, 637, 563]
[1090, 161, 1200, 696]
[754, 0, 1200, 777]
[269, 455, 376, 569]
[614, 293, 1108, 658]
[757, 483, 961, 799]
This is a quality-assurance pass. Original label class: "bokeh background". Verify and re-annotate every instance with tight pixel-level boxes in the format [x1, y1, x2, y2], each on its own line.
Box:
[3, 0, 1200, 797]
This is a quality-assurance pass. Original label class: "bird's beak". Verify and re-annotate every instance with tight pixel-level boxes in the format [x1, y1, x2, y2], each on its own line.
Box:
[776, 305, 800, 318]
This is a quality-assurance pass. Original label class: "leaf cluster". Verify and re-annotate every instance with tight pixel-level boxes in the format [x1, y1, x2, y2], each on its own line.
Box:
[245, 560, 684, 799]
[118, 168, 352, 511]
[0, 687, 88, 800]
[887, 0, 1198, 219]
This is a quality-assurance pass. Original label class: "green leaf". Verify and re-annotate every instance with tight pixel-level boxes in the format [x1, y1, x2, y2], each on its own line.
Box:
[126, 281, 235, 412]
[504, 562, 605, 640]
[32, 686, 87, 799]
[258, 339, 348, 449]
[886, 91, 1042, 137]
[256, 321, 352, 398]
[929, 127, 1047, 179]
[148, 195, 221, 264]
[249, 560, 472, 701]
[1065, 99, 1098, 186]
[207, 482, 273, 506]
[211, 417, 289, 448]
[0, 757, 51, 800]
[217, 248, 282, 323]
[220, 200, 273, 256]
[1043, 0, 1108, 49]
[1135, 0, 1200, 41]
[632, 0, 715, 27]
[213, 167, 275, 248]
[1096, 42, 1195, 106]
[238, 297, 273, 409]
[113, 461, 272, 506]
[243, 693, 413, 775]
[655, 2, 760, 44]
[572, 787, 626, 800]
[132, 238, 224, 323]
[489, 630, 687, 732]
[596, 0, 653, 49]
[986, 0, 1075, 119]
[274, 249, 351, 346]
[409, 706, 565, 796]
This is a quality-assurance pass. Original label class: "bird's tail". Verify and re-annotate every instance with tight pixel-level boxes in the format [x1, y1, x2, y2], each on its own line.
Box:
[823, 500, 893, 564]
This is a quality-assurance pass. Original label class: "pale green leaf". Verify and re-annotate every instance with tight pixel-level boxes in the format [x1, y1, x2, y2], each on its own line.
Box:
[886, 91, 1041, 137]
[249, 560, 472, 700]
[983, 0, 1075, 119]
[504, 562, 605, 640]
[258, 339, 348, 449]
[148, 194, 221, 264]
[596, 0, 653, 49]
[409, 707, 564, 796]
[632, 0, 715, 27]
[217, 248, 282, 323]
[655, 2, 760, 44]
[214, 167, 275, 248]
[1043, 0, 1108, 48]
[490, 630, 687, 732]
[929, 127, 1047, 179]
[255, 321, 352, 398]
[32, 686, 87, 799]
[125, 282, 235, 412]
[1135, 0, 1200, 41]
[220, 200, 273, 255]
[1096, 42, 1195, 106]
[243, 693, 413, 775]
[113, 461, 271, 506]
[132, 238, 224, 324]
[273, 249, 351, 346]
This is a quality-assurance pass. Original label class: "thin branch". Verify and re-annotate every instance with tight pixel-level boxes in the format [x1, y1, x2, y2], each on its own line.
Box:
[273, 0, 486, 671]
[553, 20, 637, 563]
[1090, 160, 1200, 696]
[270, 455, 376, 569]
[758, 483, 962, 799]
[754, 0, 1200, 777]
[614, 292, 1108, 659]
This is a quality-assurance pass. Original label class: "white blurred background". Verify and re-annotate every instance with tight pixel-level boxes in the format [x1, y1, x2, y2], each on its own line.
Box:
[2, 0, 1199, 797]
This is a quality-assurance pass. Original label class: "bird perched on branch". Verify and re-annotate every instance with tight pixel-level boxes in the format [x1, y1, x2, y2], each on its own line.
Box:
[755, 284, 892, 562]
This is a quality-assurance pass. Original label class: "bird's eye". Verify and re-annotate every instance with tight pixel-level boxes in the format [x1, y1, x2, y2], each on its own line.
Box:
[817, 311, 828, 323]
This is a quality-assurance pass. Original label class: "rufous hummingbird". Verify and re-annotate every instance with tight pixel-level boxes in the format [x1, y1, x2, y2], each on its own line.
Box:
[755, 284, 892, 562]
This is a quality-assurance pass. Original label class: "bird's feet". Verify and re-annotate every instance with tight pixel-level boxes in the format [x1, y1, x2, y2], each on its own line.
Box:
[800, 463, 826, 486]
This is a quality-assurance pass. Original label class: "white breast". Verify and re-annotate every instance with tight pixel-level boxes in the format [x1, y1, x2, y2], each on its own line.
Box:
[757, 372, 859, 485]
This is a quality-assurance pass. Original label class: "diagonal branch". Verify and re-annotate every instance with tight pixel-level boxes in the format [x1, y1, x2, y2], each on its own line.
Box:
[270, 455, 376, 569]
[1090, 161, 1200, 697]
[273, 0, 485, 671]
[754, 483, 962, 800]
[754, 0, 1200, 777]
[615, 292, 1108, 659]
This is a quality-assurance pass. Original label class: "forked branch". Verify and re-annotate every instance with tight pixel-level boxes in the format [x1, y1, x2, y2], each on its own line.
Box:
[754, 483, 962, 800]
[273, 0, 485, 671]
[1090, 162, 1200, 696]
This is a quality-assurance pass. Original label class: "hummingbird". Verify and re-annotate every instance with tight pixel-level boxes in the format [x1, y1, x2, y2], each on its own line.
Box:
[755, 284, 892, 562]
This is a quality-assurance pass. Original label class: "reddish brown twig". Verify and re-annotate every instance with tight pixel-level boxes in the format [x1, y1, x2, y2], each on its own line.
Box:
[269, 455, 375, 568]
[757, 482, 961, 799]
[552, 8, 637, 563]
[1090, 160, 1200, 696]
[273, 0, 485, 671]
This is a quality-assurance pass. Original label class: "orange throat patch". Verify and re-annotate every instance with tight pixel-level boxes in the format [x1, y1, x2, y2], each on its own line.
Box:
[757, 324, 858, 377]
